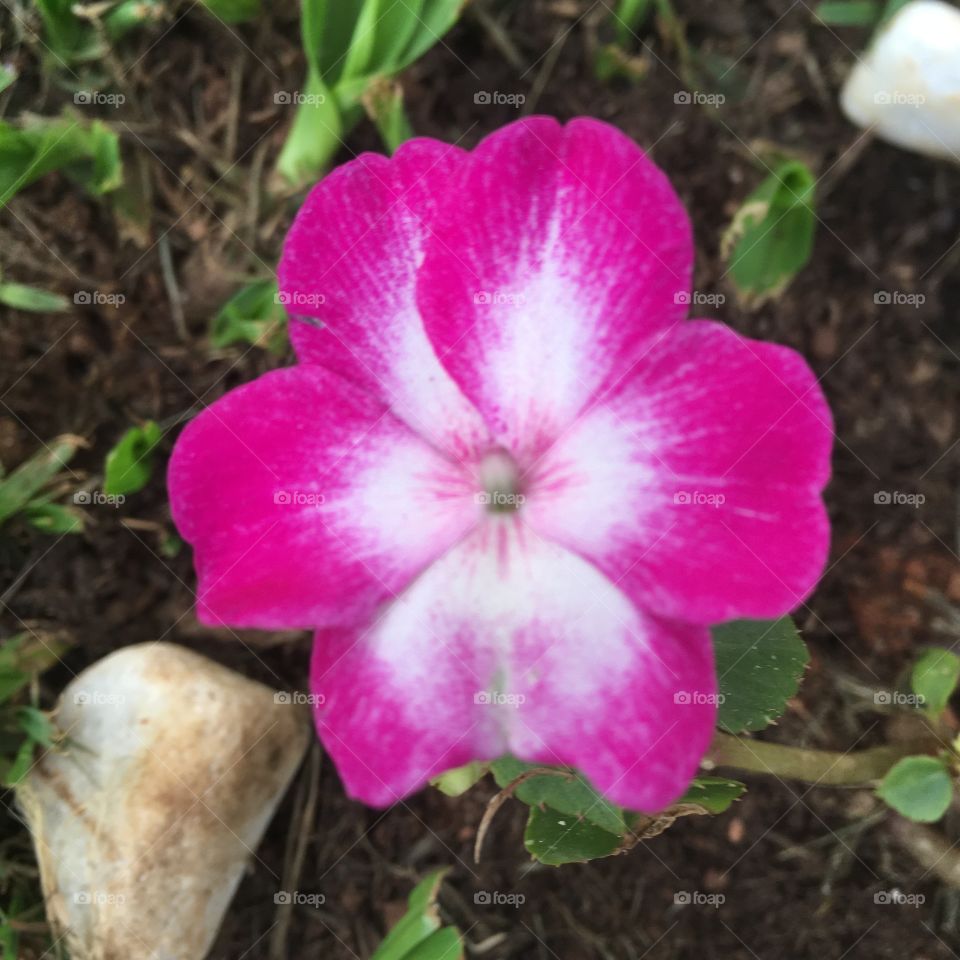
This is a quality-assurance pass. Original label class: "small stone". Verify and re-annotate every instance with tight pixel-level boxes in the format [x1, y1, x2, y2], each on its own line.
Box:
[840, 0, 960, 161]
[17, 642, 311, 960]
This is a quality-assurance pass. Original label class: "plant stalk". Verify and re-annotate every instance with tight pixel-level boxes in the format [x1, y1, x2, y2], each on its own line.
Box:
[705, 732, 936, 786]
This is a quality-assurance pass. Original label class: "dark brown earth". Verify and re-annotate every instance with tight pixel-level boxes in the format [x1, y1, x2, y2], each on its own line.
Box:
[2, 0, 960, 957]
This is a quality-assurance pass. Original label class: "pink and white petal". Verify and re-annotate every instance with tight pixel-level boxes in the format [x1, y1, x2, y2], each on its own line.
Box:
[416, 116, 693, 462]
[168, 366, 478, 630]
[524, 320, 833, 623]
[278, 138, 490, 461]
[311, 520, 714, 812]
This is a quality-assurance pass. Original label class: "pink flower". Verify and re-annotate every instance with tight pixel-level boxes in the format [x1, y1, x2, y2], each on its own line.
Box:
[168, 117, 832, 812]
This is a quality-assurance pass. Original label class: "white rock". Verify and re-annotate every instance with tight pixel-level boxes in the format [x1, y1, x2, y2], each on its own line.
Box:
[840, 0, 960, 160]
[17, 642, 310, 960]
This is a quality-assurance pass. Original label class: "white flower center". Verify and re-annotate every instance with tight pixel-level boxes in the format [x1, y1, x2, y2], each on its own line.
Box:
[478, 449, 525, 513]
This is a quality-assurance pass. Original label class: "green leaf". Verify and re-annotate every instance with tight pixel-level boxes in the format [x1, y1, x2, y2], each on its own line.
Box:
[723, 160, 816, 301]
[0, 64, 17, 95]
[34, 0, 101, 63]
[104, 0, 165, 40]
[0, 282, 69, 313]
[0, 116, 123, 208]
[877, 755, 953, 823]
[367, 0, 427, 74]
[813, 1, 879, 26]
[613, 0, 655, 44]
[103, 421, 161, 497]
[199, 0, 262, 23]
[2, 737, 37, 787]
[878, 0, 911, 26]
[399, 928, 462, 960]
[23, 501, 84, 534]
[678, 776, 746, 814]
[210, 279, 287, 353]
[490, 757, 626, 834]
[16, 708, 56, 748]
[371, 870, 458, 960]
[524, 805, 623, 866]
[395, 0, 464, 70]
[302, 0, 367, 83]
[365, 81, 415, 154]
[275, 71, 345, 187]
[911, 649, 960, 717]
[430, 761, 488, 797]
[0, 436, 81, 526]
[713, 617, 809, 733]
[0, 633, 71, 703]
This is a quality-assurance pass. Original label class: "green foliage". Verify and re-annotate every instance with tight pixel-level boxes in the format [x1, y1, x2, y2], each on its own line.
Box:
[276, 0, 464, 187]
[524, 806, 624, 866]
[722, 160, 816, 301]
[0, 282, 69, 313]
[0, 634, 70, 786]
[813, 1, 880, 26]
[103, 421, 162, 497]
[200, 0, 262, 24]
[713, 617, 809, 733]
[430, 761, 489, 797]
[210, 280, 288, 353]
[490, 757, 625, 834]
[911, 649, 960, 718]
[677, 776, 746, 813]
[812, 0, 910, 28]
[34, 0, 163, 63]
[365, 81, 415, 155]
[0, 435, 84, 534]
[877, 755, 953, 823]
[0, 115, 123, 208]
[486, 759, 743, 866]
[612, 0, 655, 44]
[370, 870, 462, 960]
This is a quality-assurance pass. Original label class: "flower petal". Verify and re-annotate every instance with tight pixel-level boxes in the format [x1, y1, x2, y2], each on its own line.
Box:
[524, 320, 833, 623]
[168, 366, 477, 629]
[310, 521, 714, 812]
[416, 116, 693, 462]
[277, 138, 490, 461]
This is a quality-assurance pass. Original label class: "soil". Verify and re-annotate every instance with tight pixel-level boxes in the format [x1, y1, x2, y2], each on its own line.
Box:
[2, 0, 960, 958]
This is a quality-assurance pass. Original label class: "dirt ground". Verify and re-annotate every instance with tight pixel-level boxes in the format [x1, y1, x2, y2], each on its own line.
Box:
[3, 0, 960, 957]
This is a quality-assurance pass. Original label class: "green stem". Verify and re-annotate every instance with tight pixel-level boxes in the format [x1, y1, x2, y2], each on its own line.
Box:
[706, 732, 936, 786]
